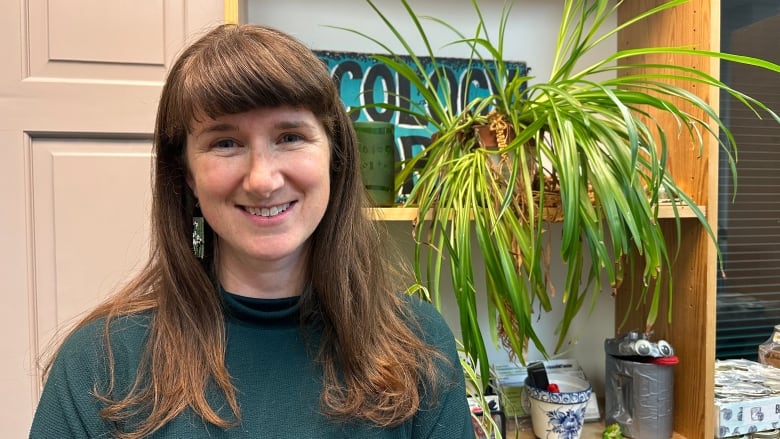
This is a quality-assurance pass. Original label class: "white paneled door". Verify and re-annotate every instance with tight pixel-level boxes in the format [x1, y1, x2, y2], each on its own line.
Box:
[0, 1, 224, 436]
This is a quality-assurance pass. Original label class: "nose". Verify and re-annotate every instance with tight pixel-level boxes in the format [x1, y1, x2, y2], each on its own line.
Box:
[243, 149, 284, 197]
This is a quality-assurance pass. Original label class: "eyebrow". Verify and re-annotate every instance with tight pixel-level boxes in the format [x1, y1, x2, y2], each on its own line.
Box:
[192, 119, 316, 138]
[277, 120, 313, 129]
[192, 122, 237, 138]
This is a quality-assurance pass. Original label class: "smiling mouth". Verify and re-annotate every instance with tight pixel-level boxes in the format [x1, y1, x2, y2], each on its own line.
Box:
[244, 202, 291, 217]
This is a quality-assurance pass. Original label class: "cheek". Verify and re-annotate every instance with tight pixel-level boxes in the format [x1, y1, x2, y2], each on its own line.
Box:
[300, 154, 331, 192]
[190, 163, 239, 200]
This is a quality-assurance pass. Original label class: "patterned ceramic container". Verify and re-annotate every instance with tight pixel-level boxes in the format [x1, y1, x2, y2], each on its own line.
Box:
[525, 375, 592, 439]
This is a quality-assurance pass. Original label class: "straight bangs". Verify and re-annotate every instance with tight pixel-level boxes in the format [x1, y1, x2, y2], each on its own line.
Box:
[172, 25, 339, 135]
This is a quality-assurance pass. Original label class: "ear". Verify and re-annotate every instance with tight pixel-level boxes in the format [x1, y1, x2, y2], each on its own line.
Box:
[186, 172, 197, 198]
[184, 148, 198, 198]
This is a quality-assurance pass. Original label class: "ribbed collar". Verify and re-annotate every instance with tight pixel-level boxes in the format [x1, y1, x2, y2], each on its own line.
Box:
[221, 288, 302, 328]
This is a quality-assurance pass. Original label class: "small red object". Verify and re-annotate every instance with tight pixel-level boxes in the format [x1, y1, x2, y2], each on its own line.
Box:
[652, 355, 680, 366]
[547, 383, 560, 393]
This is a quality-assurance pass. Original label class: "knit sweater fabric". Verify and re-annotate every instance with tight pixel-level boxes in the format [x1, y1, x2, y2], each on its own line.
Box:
[29, 291, 474, 438]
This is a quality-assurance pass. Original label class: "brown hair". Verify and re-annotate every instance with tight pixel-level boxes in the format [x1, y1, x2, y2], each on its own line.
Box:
[44, 24, 445, 438]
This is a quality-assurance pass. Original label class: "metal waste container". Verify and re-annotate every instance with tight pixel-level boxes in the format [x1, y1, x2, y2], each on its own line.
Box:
[604, 332, 679, 438]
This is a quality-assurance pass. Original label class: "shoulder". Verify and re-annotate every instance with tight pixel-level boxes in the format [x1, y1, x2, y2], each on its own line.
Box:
[401, 296, 475, 437]
[401, 293, 443, 322]
[50, 312, 152, 380]
[400, 294, 461, 357]
[31, 313, 154, 438]
[60, 312, 151, 352]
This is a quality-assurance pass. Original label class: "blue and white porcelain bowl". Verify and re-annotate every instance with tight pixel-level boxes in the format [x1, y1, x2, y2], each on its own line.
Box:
[525, 375, 592, 439]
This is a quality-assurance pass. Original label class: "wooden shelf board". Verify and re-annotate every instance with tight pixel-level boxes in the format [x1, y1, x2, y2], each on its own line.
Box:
[368, 204, 706, 222]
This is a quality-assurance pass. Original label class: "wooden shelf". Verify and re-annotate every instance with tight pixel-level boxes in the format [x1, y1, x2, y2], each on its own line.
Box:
[504, 419, 606, 438]
[504, 419, 687, 439]
[367, 204, 706, 222]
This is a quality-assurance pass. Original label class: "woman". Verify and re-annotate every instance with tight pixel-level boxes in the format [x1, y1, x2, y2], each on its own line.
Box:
[29, 24, 473, 438]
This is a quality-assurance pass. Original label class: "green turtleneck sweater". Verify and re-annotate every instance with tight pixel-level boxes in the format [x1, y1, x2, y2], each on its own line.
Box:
[29, 292, 474, 438]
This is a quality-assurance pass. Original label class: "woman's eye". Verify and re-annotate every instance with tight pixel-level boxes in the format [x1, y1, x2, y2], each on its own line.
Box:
[279, 133, 303, 144]
[213, 139, 239, 149]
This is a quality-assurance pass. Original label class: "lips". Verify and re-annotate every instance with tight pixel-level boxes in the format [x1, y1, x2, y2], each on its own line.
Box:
[243, 202, 291, 217]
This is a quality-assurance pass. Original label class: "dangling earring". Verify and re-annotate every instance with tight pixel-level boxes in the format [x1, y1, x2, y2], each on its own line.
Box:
[192, 202, 205, 259]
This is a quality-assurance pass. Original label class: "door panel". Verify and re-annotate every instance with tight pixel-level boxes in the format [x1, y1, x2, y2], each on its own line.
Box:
[27, 0, 175, 81]
[31, 138, 153, 346]
[46, 1, 166, 65]
[0, 0, 223, 436]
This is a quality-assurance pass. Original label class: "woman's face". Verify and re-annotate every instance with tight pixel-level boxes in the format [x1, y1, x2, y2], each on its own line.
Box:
[186, 106, 331, 281]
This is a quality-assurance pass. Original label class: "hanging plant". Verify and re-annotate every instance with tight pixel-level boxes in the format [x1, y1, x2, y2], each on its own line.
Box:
[335, 0, 780, 383]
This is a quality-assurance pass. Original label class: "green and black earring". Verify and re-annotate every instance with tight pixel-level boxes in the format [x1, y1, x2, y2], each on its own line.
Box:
[192, 202, 205, 259]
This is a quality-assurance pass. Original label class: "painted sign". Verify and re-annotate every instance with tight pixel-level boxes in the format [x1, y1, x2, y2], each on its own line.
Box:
[316, 50, 528, 197]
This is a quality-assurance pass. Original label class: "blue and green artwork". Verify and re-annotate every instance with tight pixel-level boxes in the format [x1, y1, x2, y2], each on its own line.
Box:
[316, 50, 528, 197]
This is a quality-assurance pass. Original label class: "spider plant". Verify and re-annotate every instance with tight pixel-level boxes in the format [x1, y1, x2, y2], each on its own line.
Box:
[460, 343, 504, 439]
[337, 0, 780, 383]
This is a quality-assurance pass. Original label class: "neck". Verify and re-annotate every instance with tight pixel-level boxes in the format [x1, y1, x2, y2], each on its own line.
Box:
[217, 249, 309, 299]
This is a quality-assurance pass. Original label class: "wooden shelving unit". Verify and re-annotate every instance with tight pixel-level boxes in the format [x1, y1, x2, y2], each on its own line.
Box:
[614, 1, 719, 438]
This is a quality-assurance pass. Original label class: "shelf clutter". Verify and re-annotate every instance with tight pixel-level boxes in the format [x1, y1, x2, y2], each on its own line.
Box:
[470, 359, 602, 439]
[715, 359, 780, 438]
[492, 359, 601, 423]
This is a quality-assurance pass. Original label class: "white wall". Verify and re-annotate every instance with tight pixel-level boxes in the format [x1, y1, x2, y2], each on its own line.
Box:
[247, 0, 616, 395]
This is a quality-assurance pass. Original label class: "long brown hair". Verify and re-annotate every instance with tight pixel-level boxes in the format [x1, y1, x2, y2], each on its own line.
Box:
[44, 24, 445, 438]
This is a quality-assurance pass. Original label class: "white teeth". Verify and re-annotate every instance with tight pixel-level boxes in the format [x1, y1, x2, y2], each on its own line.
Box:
[246, 203, 290, 217]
